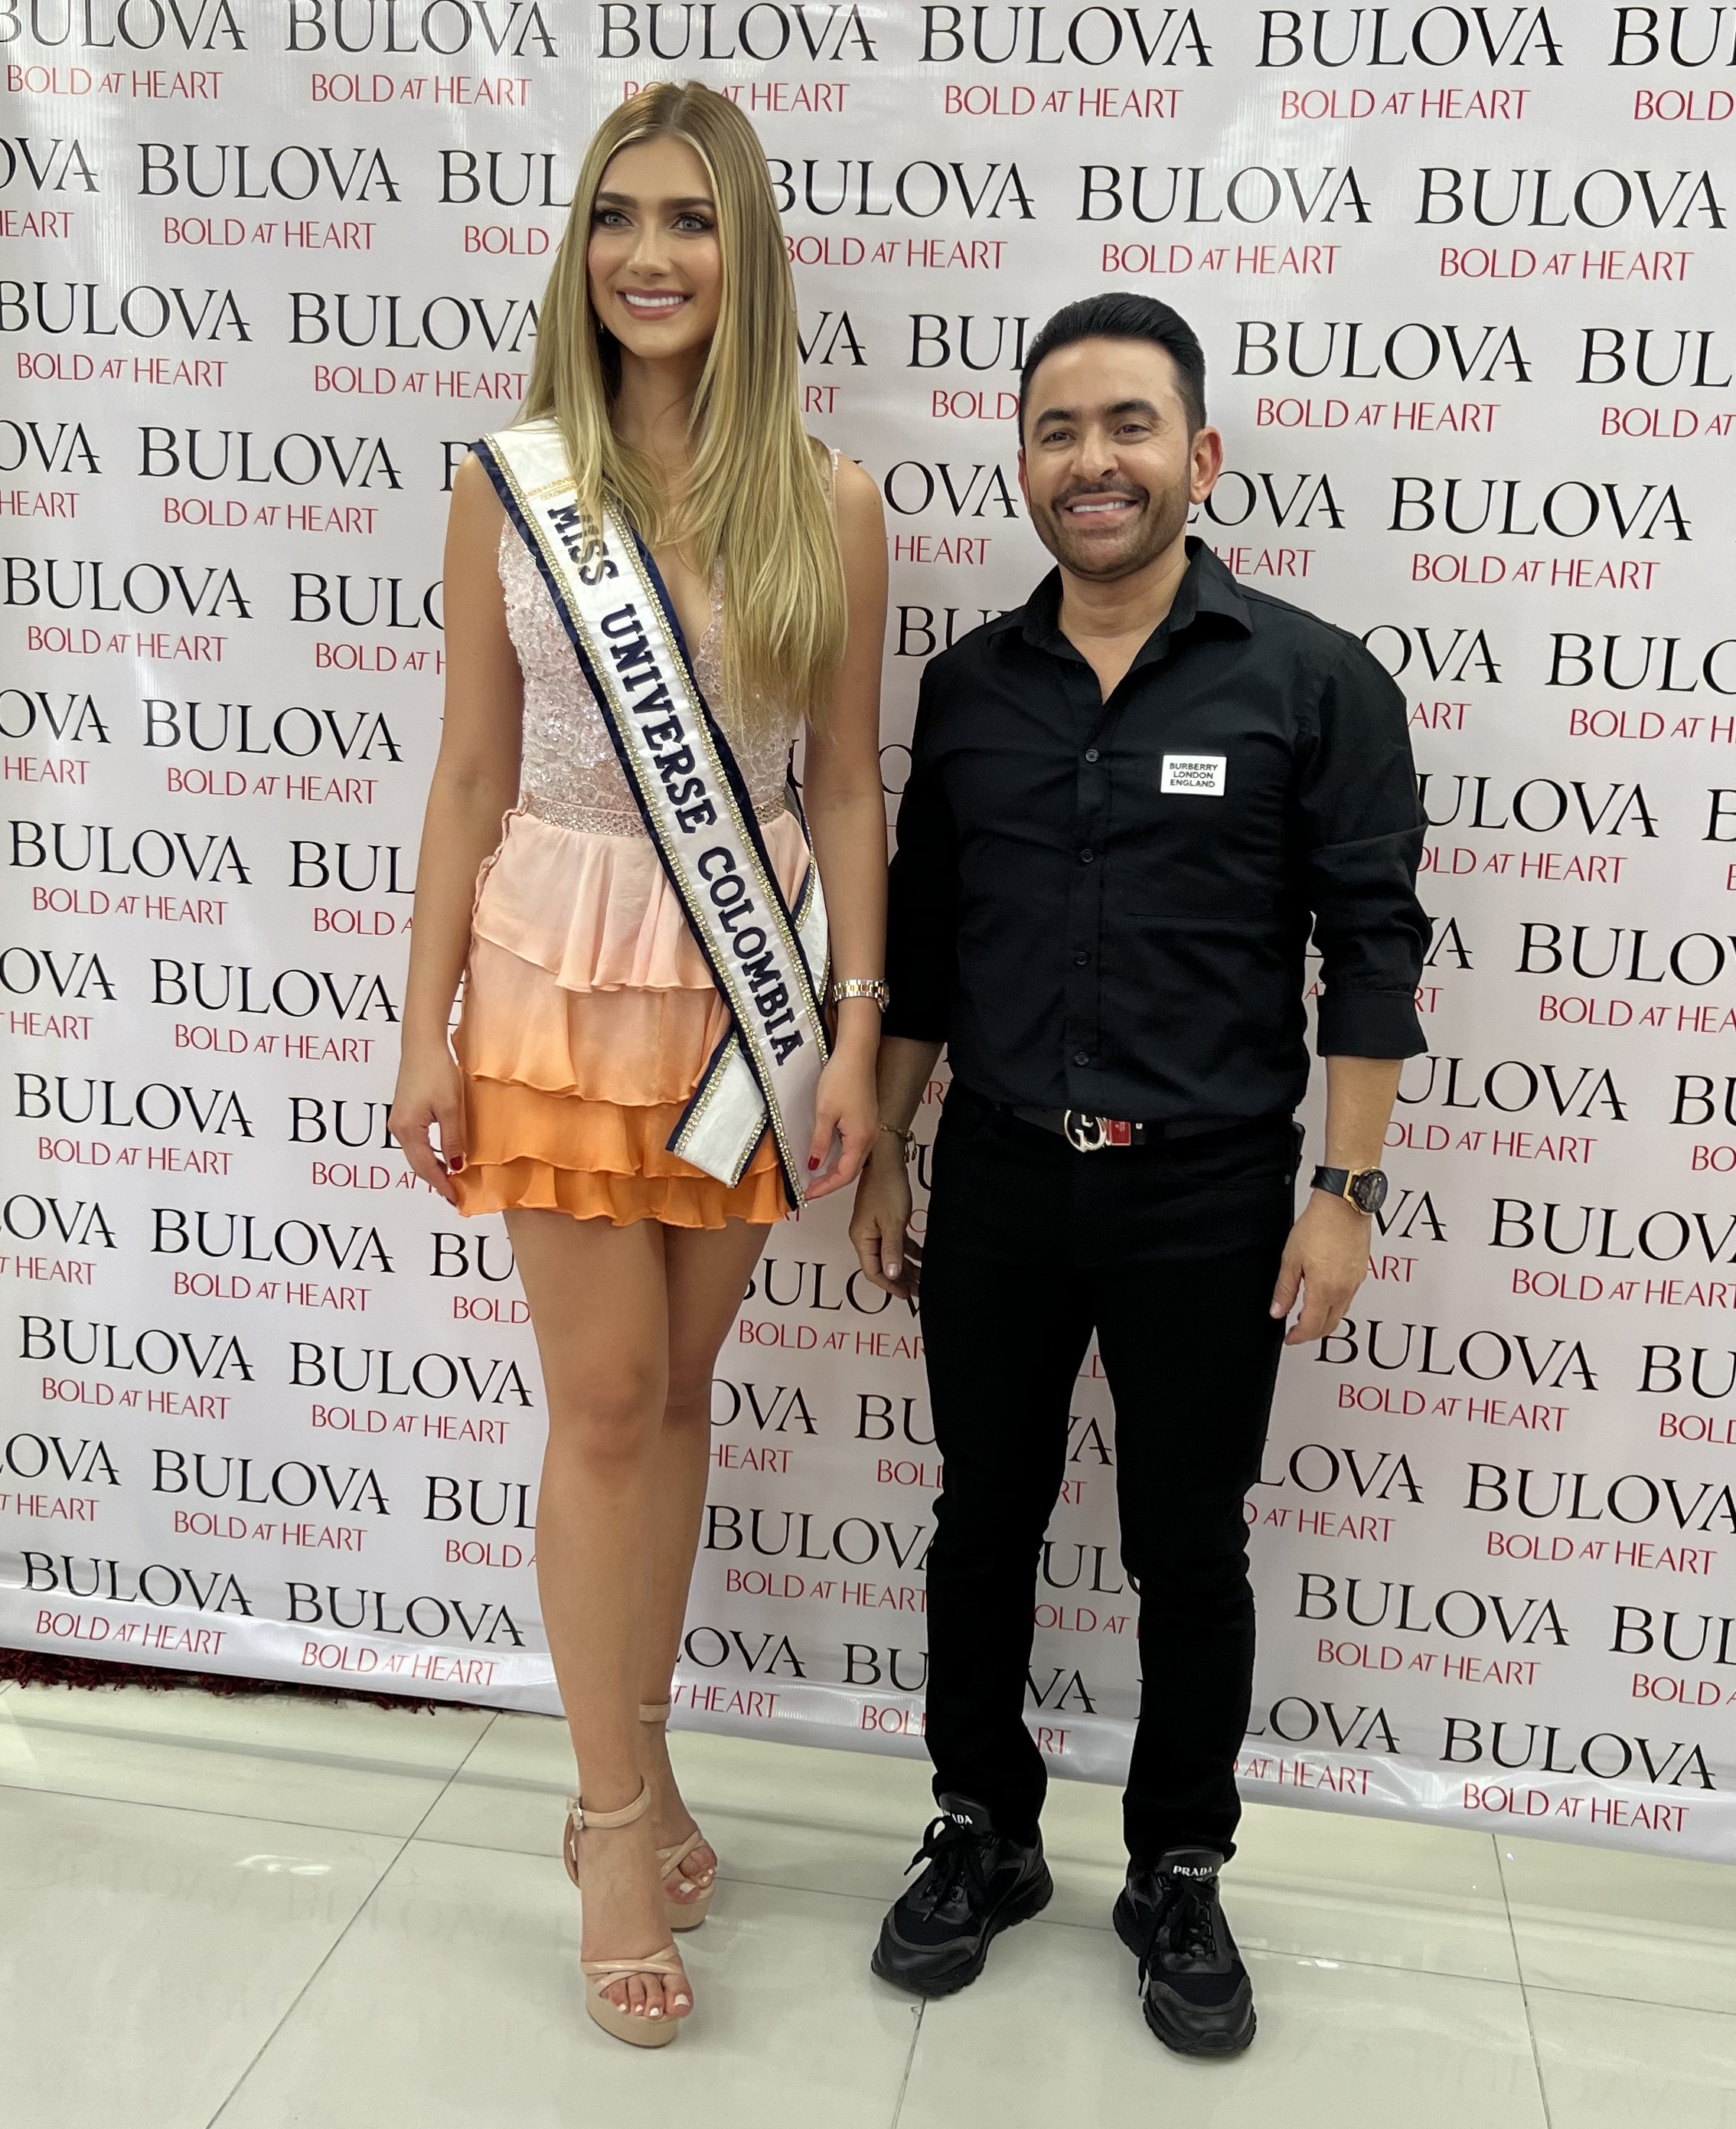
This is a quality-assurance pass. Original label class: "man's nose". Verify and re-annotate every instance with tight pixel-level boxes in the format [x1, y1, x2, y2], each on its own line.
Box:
[1074, 426, 1121, 481]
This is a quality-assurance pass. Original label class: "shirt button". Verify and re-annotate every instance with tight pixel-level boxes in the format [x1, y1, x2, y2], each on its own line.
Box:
[1073, 950, 1090, 967]
[1078, 847, 1095, 864]
[1072, 1050, 1090, 1067]
[1083, 747, 1100, 764]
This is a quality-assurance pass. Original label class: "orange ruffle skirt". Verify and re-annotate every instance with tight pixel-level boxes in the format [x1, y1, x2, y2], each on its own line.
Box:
[451, 807, 808, 1229]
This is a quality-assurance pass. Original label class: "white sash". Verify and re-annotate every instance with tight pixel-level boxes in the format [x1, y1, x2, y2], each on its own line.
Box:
[475, 423, 830, 1207]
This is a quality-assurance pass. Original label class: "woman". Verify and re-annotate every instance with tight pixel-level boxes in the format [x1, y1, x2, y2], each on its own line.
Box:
[389, 82, 888, 2047]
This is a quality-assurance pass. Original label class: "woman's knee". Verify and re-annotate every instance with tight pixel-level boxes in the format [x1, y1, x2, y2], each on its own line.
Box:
[547, 1359, 667, 1468]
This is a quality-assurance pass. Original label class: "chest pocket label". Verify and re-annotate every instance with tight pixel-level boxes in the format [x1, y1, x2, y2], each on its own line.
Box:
[1160, 753, 1226, 796]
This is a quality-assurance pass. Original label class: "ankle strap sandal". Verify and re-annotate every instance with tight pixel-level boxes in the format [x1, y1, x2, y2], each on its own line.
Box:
[639, 1696, 716, 1929]
[564, 1781, 687, 2049]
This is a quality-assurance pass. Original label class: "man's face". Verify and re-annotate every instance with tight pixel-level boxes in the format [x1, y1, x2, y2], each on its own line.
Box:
[1019, 338, 1221, 582]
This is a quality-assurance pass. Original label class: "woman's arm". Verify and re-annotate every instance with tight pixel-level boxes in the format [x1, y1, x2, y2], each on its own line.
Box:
[800, 453, 889, 1200]
[388, 454, 524, 1204]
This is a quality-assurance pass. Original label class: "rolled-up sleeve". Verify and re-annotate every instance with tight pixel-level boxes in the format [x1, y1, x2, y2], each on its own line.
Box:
[883, 667, 959, 1044]
[1300, 642, 1432, 1059]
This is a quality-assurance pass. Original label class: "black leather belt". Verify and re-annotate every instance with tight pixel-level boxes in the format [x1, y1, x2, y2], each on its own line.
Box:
[1009, 1107, 1242, 1152]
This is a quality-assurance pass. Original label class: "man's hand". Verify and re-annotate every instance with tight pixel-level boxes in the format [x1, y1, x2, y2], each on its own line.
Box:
[1269, 1191, 1371, 1347]
[850, 1135, 922, 1300]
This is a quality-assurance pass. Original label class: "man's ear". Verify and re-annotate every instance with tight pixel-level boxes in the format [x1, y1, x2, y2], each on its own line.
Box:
[1189, 424, 1224, 506]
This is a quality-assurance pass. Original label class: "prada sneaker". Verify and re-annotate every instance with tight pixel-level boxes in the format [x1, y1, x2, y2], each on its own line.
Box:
[872, 1794, 1053, 1997]
[1113, 1847, 1257, 2056]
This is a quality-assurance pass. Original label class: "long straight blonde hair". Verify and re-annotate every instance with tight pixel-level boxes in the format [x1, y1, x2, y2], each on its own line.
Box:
[520, 83, 847, 733]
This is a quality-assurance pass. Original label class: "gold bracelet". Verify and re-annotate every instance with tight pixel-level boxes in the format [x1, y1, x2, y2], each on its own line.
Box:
[879, 1122, 915, 1161]
[832, 978, 891, 1011]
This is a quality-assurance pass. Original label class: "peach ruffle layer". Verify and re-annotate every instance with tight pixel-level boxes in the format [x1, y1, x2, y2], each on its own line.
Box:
[451, 808, 808, 1229]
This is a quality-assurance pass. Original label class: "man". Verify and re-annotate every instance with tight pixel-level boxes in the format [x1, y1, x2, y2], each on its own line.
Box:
[849, 293, 1430, 2057]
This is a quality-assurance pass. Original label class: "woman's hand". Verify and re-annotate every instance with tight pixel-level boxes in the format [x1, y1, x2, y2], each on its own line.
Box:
[849, 1133, 920, 1298]
[389, 1040, 468, 1207]
[804, 1043, 879, 1201]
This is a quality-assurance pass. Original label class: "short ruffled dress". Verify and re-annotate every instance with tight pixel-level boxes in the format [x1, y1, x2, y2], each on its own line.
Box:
[449, 521, 809, 1229]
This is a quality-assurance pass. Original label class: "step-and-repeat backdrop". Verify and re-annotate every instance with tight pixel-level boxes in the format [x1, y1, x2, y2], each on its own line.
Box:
[3, 3, 1734, 1858]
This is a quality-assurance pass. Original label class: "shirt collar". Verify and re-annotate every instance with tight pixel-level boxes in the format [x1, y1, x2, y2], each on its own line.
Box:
[1002, 537, 1253, 667]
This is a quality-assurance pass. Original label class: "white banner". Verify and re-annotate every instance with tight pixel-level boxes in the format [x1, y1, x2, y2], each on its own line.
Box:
[2, 1, 1733, 1860]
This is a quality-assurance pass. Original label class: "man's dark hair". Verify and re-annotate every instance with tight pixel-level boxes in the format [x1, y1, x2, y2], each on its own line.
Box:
[1018, 293, 1208, 437]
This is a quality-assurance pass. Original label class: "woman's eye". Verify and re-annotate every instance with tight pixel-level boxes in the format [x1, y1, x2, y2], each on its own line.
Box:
[592, 207, 629, 229]
[674, 213, 714, 233]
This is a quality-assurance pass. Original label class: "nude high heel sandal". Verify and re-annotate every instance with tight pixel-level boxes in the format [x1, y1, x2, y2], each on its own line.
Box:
[563, 1781, 688, 2049]
[641, 1700, 717, 1929]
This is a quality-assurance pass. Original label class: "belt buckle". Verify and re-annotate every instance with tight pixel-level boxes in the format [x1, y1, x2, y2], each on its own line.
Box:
[1064, 1110, 1131, 1152]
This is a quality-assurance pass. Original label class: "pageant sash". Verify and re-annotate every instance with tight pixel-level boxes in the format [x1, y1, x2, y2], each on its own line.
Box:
[475, 422, 830, 1207]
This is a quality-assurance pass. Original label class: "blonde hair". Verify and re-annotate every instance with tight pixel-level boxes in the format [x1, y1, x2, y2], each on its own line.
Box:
[520, 82, 847, 733]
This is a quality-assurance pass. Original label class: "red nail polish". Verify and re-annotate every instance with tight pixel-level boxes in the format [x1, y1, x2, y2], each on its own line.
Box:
[808, 1156, 820, 1171]
[449, 1157, 464, 1174]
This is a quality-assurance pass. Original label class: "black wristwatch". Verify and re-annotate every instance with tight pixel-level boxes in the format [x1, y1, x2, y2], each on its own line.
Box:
[1311, 1164, 1388, 1216]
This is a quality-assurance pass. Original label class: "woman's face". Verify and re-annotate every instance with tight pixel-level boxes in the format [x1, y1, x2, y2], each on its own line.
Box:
[586, 134, 724, 366]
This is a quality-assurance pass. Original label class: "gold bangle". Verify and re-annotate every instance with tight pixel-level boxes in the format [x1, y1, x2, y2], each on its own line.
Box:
[879, 1122, 915, 1161]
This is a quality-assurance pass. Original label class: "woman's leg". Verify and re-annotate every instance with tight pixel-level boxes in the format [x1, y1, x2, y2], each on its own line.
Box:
[506, 1207, 690, 2024]
[638, 1217, 774, 1901]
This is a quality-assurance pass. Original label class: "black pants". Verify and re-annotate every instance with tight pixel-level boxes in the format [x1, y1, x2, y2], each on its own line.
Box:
[919, 1084, 1301, 1865]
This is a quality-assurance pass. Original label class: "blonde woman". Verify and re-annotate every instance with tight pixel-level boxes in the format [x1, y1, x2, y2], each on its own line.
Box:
[390, 83, 888, 2046]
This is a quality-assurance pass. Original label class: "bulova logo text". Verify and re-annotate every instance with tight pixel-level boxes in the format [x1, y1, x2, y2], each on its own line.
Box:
[0, 281, 249, 338]
[1491, 1202, 1736, 1265]
[288, 292, 537, 351]
[285, 0, 556, 56]
[1319, 1319, 1597, 1387]
[1193, 469, 1344, 531]
[0, 420, 100, 477]
[1548, 634, 1736, 694]
[12, 821, 250, 883]
[289, 573, 441, 628]
[290, 1096, 395, 1147]
[713, 1380, 821, 1435]
[151, 1210, 393, 1272]
[1612, 7, 1736, 67]
[1467, 1464, 1736, 1532]
[21, 1315, 253, 1378]
[1, 1194, 114, 1248]
[1640, 1347, 1736, 1399]
[922, 5, 1210, 65]
[23, 1553, 253, 1609]
[1442, 1717, 1715, 1787]
[1611, 1607, 1736, 1667]
[1236, 319, 1529, 384]
[1418, 776, 1656, 838]
[288, 1344, 532, 1402]
[149, 962, 398, 1022]
[140, 429, 403, 488]
[154, 1450, 390, 1513]
[286, 1582, 527, 1642]
[0, 136, 98, 192]
[1254, 1444, 1424, 1502]
[1299, 1572, 1569, 1645]
[770, 159, 1033, 220]
[0, 1431, 117, 1484]
[289, 843, 413, 895]
[1362, 621, 1502, 684]
[1081, 163, 1369, 224]
[1418, 168, 1726, 230]
[1, 949, 116, 1002]
[437, 149, 564, 206]
[143, 700, 402, 759]
[705, 1504, 932, 1569]
[1580, 328, 1730, 391]
[1257, 6, 1562, 67]
[1389, 478, 1690, 540]
[139, 145, 400, 201]
[423, 1475, 532, 1526]
[1398, 1055, 1627, 1118]
[599, 2, 876, 61]
[3, 558, 251, 616]
[2, 0, 245, 47]
[15, 1074, 253, 1135]
[1247, 1697, 1400, 1750]
[1518, 926, 1736, 987]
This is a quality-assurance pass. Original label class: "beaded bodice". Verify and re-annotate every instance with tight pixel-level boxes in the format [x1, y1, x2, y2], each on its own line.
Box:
[499, 524, 801, 838]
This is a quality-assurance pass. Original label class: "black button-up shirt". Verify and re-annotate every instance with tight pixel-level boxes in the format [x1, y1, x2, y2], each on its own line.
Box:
[883, 540, 1431, 1122]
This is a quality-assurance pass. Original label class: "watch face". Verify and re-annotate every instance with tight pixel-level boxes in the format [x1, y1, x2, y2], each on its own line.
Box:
[1349, 1169, 1388, 1216]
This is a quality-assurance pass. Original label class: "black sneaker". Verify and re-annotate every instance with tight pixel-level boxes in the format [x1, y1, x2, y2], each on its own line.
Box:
[1112, 1847, 1257, 2056]
[871, 1794, 1053, 1998]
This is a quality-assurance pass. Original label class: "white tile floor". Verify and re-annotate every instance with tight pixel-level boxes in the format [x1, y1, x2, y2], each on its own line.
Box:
[0, 1676, 1731, 2129]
